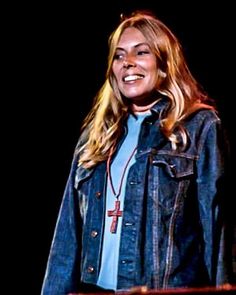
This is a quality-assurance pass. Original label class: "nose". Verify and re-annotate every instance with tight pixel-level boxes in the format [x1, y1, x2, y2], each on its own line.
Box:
[123, 57, 136, 68]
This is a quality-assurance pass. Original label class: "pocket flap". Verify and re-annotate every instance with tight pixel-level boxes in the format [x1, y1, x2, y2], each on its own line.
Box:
[152, 154, 194, 178]
[74, 166, 94, 189]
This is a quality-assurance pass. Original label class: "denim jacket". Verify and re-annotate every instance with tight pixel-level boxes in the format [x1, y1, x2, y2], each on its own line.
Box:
[41, 99, 233, 295]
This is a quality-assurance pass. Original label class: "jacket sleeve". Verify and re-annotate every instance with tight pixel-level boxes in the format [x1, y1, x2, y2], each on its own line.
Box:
[196, 118, 233, 286]
[41, 155, 82, 295]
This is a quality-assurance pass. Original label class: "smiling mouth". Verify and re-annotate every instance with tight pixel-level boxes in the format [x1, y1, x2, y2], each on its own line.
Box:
[123, 74, 144, 82]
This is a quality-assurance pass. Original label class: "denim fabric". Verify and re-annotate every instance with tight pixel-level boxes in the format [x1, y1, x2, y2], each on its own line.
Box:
[41, 99, 233, 295]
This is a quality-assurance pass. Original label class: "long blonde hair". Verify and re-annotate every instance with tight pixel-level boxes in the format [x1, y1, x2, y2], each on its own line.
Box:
[78, 11, 214, 169]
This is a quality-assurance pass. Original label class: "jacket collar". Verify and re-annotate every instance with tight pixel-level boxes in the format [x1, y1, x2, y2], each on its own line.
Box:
[150, 96, 170, 118]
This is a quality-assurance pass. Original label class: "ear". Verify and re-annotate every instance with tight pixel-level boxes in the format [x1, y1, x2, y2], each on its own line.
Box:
[159, 70, 167, 78]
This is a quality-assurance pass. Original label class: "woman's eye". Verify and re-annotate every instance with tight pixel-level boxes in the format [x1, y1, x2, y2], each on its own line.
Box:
[114, 54, 124, 60]
[137, 50, 149, 55]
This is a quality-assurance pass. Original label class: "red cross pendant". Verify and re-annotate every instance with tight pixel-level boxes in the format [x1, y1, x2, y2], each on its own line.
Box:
[107, 200, 123, 233]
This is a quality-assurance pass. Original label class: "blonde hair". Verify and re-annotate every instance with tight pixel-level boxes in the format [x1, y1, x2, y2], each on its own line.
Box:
[78, 11, 214, 168]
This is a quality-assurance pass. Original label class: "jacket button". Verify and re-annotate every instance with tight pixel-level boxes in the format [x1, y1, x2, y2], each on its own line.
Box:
[129, 180, 137, 185]
[125, 222, 134, 226]
[145, 121, 153, 125]
[95, 191, 101, 198]
[87, 266, 95, 273]
[91, 230, 98, 238]
[169, 164, 176, 173]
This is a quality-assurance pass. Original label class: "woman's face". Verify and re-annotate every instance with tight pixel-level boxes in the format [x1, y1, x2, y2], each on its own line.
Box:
[112, 27, 158, 107]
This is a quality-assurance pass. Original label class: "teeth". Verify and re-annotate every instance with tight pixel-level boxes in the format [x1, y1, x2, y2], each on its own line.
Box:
[124, 75, 143, 82]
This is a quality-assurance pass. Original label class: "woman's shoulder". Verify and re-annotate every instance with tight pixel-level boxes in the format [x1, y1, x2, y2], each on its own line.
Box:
[186, 108, 221, 125]
[74, 127, 89, 151]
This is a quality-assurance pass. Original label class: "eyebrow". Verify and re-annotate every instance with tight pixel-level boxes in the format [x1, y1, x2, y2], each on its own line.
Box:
[115, 42, 150, 51]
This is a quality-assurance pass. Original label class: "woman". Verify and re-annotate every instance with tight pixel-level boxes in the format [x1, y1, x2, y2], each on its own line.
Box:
[41, 11, 233, 294]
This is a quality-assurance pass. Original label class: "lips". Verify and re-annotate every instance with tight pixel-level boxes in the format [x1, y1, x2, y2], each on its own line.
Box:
[122, 74, 144, 82]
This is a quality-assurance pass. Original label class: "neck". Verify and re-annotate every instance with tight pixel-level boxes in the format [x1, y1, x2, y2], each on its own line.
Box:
[131, 98, 160, 113]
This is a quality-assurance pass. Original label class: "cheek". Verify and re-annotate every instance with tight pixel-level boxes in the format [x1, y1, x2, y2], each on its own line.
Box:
[146, 71, 158, 89]
[111, 64, 119, 79]
[149, 65, 159, 83]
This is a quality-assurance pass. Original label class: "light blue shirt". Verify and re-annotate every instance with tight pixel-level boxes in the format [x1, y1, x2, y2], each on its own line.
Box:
[97, 112, 149, 290]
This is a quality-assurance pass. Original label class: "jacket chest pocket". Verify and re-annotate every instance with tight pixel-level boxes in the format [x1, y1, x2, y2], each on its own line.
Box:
[74, 166, 94, 221]
[74, 164, 106, 223]
[151, 154, 195, 214]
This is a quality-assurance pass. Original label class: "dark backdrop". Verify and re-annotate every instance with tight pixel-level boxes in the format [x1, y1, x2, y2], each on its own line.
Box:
[15, 1, 234, 294]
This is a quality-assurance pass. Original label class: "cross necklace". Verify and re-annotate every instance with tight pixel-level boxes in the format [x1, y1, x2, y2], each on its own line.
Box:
[106, 145, 137, 233]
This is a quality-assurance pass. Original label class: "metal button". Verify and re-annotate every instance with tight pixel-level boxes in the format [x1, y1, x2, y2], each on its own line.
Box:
[87, 266, 95, 273]
[145, 121, 153, 125]
[95, 191, 101, 198]
[129, 180, 137, 185]
[169, 164, 176, 174]
[91, 230, 98, 238]
[125, 222, 134, 226]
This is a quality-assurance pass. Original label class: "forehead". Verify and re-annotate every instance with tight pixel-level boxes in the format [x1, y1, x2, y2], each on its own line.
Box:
[117, 27, 147, 47]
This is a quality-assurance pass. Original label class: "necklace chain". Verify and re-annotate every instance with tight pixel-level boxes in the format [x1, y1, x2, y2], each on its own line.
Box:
[107, 145, 137, 198]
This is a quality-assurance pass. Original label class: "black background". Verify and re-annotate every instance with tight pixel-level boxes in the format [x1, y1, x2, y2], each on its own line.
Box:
[11, 1, 235, 294]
